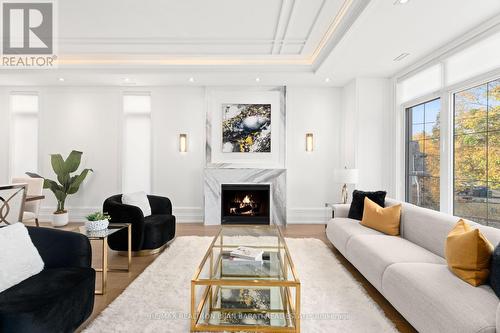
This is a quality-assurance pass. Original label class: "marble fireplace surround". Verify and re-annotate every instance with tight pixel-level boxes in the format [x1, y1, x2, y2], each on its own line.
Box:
[204, 168, 286, 225]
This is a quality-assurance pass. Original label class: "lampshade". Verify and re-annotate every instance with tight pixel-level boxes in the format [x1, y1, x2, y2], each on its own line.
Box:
[333, 168, 359, 184]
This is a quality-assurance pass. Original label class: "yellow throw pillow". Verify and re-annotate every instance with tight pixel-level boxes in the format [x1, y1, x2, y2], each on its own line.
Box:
[445, 219, 493, 286]
[360, 197, 401, 236]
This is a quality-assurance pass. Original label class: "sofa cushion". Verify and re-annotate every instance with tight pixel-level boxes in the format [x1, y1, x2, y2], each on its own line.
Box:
[346, 235, 445, 291]
[400, 202, 500, 258]
[326, 218, 383, 256]
[361, 197, 401, 236]
[0, 267, 95, 333]
[347, 190, 386, 220]
[122, 191, 151, 217]
[0, 223, 44, 293]
[445, 220, 493, 286]
[382, 263, 498, 333]
[490, 244, 500, 298]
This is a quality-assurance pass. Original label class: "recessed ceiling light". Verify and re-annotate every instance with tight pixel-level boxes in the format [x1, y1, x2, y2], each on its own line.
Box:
[58, 77, 64, 82]
[255, 77, 261, 83]
[393, 53, 410, 61]
[325, 78, 331, 83]
[123, 77, 130, 82]
[189, 77, 195, 83]
[394, 0, 409, 4]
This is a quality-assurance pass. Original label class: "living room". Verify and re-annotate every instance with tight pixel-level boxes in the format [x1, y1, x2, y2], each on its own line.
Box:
[0, 0, 499, 332]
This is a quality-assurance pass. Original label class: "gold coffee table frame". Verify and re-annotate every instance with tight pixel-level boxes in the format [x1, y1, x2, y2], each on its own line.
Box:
[191, 225, 300, 333]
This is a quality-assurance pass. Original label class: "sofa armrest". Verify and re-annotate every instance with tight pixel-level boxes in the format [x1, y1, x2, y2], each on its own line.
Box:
[104, 196, 146, 250]
[104, 198, 145, 224]
[496, 302, 500, 332]
[332, 204, 350, 218]
[27, 227, 92, 269]
[148, 195, 173, 215]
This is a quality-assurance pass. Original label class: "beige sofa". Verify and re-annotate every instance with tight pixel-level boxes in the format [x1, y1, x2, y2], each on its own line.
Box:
[327, 199, 500, 333]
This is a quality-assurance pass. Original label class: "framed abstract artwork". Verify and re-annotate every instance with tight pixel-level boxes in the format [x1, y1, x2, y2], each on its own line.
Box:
[206, 87, 286, 168]
[221, 104, 271, 153]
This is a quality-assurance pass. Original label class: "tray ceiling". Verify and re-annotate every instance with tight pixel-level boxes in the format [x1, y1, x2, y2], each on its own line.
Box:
[56, 0, 369, 68]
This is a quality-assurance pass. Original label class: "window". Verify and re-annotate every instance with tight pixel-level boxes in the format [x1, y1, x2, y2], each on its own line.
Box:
[122, 93, 151, 193]
[454, 79, 500, 227]
[406, 98, 441, 211]
[10, 93, 39, 178]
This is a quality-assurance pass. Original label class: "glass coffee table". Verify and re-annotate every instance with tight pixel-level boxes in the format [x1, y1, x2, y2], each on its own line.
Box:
[191, 224, 300, 332]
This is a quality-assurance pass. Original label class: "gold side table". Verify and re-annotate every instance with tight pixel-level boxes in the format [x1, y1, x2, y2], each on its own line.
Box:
[76, 223, 131, 295]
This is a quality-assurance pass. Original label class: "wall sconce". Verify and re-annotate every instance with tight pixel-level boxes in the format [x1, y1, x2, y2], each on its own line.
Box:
[179, 134, 188, 153]
[305, 133, 314, 152]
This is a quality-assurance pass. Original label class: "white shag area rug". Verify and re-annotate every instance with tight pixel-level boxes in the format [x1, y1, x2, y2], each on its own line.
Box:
[84, 236, 397, 333]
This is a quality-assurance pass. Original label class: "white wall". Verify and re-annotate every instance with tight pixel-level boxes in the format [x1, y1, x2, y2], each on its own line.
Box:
[0, 85, 343, 223]
[151, 87, 205, 222]
[339, 78, 394, 196]
[38, 88, 122, 215]
[286, 86, 342, 223]
[340, 81, 357, 168]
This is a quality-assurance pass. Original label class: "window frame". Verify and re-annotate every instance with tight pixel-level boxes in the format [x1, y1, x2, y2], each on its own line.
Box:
[405, 97, 442, 210]
[451, 78, 500, 226]
[398, 69, 500, 217]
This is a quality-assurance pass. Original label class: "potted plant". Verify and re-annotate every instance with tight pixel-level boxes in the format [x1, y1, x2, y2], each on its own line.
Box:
[85, 211, 110, 231]
[28, 150, 92, 226]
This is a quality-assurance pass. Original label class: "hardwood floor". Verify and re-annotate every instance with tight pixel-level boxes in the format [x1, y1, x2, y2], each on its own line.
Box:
[33, 222, 416, 332]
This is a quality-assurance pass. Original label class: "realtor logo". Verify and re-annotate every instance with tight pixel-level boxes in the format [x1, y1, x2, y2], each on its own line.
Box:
[1, 1, 56, 68]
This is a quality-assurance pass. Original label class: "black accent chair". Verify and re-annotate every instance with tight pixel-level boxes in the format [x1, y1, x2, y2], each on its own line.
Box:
[103, 194, 176, 253]
[0, 227, 95, 333]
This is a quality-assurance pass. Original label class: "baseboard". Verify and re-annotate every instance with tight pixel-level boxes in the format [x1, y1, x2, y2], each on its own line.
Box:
[39, 206, 327, 224]
[172, 207, 204, 223]
[39, 207, 98, 223]
[286, 207, 331, 224]
[39, 207, 204, 223]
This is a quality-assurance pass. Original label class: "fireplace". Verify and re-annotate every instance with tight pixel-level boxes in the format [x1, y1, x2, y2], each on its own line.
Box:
[221, 184, 270, 225]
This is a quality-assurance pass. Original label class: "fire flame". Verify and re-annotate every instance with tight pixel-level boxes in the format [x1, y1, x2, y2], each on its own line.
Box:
[242, 195, 251, 205]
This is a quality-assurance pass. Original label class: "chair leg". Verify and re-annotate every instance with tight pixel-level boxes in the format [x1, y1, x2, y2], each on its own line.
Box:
[35, 218, 39, 227]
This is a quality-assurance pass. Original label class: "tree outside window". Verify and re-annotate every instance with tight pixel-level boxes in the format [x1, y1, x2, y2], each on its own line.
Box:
[454, 79, 500, 227]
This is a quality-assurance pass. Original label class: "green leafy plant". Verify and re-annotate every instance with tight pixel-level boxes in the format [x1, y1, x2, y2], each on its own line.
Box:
[28, 150, 92, 214]
[86, 211, 110, 221]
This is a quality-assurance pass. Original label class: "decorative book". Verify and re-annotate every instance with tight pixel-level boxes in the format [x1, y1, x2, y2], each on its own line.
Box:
[230, 246, 264, 261]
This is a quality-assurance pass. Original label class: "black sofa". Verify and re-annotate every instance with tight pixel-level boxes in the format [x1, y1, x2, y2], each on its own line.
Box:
[103, 194, 176, 253]
[0, 227, 95, 333]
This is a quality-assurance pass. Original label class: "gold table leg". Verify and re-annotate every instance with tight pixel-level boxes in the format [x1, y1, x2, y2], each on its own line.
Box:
[94, 225, 132, 295]
[95, 237, 108, 295]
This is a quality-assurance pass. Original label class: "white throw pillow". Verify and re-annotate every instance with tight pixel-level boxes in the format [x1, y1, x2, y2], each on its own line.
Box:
[0, 223, 44, 293]
[122, 191, 152, 217]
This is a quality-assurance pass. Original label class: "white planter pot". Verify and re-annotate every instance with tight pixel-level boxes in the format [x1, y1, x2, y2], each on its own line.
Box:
[52, 212, 69, 227]
[85, 219, 109, 231]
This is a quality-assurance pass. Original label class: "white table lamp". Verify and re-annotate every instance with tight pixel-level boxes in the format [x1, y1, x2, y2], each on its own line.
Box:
[333, 168, 359, 204]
